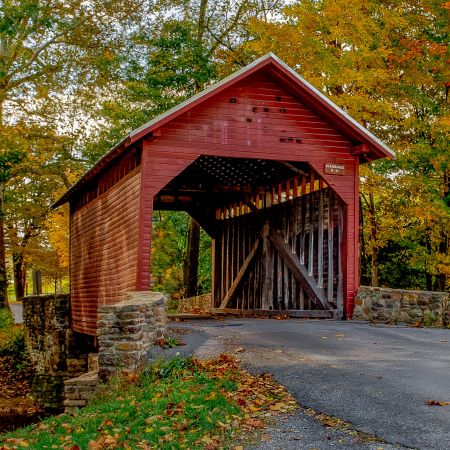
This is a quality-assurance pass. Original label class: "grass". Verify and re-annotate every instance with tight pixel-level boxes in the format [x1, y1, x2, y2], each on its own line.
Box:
[0, 355, 296, 449]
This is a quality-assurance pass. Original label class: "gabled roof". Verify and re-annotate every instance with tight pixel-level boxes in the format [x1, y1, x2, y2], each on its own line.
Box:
[53, 53, 394, 208]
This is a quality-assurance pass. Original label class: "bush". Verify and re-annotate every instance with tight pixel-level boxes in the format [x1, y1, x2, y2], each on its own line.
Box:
[0, 327, 26, 357]
[0, 327, 32, 376]
[0, 307, 14, 330]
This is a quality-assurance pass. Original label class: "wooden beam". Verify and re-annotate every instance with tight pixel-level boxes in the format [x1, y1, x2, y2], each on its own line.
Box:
[210, 308, 336, 319]
[308, 193, 314, 277]
[277, 161, 309, 177]
[245, 197, 333, 311]
[352, 144, 370, 156]
[185, 207, 217, 238]
[219, 227, 264, 309]
[318, 190, 324, 288]
[327, 190, 334, 303]
[337, 204, 344, 310]
[268, 228, 333, 310]
[261, 223, 273, 310]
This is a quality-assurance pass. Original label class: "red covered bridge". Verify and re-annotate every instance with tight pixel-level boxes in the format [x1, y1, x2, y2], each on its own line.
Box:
[54, 53, 394, 336]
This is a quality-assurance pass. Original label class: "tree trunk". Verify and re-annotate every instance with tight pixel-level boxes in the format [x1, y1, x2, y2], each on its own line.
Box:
[425, 231, 433, 291]
[184, 217, 200, 298]
[368, 190, 379, 287]
[359, 195, 368, 285]
[13, 252, 26, 302]
[0, 181, 9, 309]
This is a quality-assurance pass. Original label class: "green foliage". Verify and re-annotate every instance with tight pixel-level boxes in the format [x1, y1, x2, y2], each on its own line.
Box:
[0, 150, 26, 184]
[1, 357, 241, 449]
[151, 211, 188, 296]
[198, 229, 212, 295]
[0, 326, 32, 375]
[0, 307, 13, 330]
[249, 0, 449, 291]
[423, 311, 439, 328]
[0, 327, 25, 357]
[151, 211, 212, 298]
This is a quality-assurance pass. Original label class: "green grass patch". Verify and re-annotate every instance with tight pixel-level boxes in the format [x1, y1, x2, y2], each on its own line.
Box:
[1, 355, 297, 449]
[0, 357, 243, 449]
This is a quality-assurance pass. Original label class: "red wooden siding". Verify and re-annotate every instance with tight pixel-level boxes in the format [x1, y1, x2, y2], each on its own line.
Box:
[138, 71, 360, 316]
[70, 168, 141, 335]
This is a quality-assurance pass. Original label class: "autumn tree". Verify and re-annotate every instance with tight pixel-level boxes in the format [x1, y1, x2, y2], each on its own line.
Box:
[89, 0, 283, 296]
[245, 0, 449, 290]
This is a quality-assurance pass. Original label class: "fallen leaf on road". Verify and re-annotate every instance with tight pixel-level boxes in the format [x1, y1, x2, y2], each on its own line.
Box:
[426, 400, 450, 406]
[235, 347, 245, 353]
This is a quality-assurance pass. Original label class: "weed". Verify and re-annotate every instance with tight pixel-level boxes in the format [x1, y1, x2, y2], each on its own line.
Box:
[155, 335, 184, 349]
[423, 311, 439, 327]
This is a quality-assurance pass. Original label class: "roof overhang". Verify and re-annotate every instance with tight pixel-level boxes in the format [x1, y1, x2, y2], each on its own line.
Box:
[53, 53, 395, 208]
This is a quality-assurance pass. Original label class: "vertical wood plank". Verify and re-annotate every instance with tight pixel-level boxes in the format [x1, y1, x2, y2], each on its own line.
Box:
[300, 196, 306, 265]
[242, 216, 247, 309]
[293, 176, 299, 198]
[283, 261, 289, 310]
[308, 193, 314, 277]
[236, 217, 241, 309]
[225, 221, 230, 299]
[300, 287, 305, 310]
[261, 224, 271, 310]
[337, 203, 344, 310]
[220, 224, 225, 305]
[277, 254, 282, 310]
[291, 275, 296, 309]
[211, 237, 216, 307]
[327, 190, 334, 304]
[318, 189, 324, 288]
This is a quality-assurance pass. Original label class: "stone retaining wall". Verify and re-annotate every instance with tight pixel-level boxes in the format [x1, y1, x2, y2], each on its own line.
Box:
[177, 293, 211, 313]
[353, 286, 450, 327]
[23, 294, 95, 410]
[97, 291, 167, 381]
[63, 371, 99, 414]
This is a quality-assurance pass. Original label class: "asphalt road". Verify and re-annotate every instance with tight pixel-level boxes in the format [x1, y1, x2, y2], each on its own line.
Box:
[10, 303, 23, 324]
[168, 319, 450, 450]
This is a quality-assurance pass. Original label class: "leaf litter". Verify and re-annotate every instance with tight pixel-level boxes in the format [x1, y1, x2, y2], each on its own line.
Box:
[0, 354, 297, 449]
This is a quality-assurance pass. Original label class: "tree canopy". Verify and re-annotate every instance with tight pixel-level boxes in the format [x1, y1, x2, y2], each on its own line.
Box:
[0, 0, 448, 306]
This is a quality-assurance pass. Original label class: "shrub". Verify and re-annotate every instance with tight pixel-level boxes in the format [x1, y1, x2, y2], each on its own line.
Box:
[0, 307, 14, 330]
[0, 328, 32, 376]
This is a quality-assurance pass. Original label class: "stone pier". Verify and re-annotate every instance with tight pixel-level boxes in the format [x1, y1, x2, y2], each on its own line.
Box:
[23, 294, 95, 410]
[97, 291, 167, 382]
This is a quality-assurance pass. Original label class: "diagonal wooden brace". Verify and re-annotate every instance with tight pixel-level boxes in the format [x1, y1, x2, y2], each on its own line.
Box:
[218, 225, 266, 309]
[268, 229, 333, 310]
